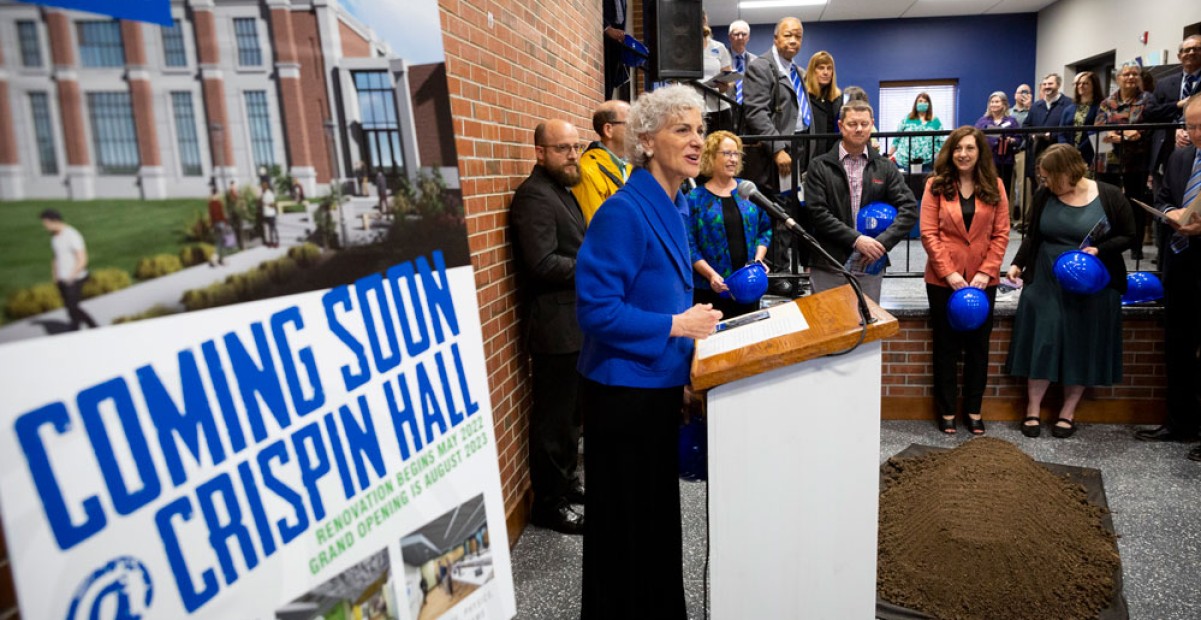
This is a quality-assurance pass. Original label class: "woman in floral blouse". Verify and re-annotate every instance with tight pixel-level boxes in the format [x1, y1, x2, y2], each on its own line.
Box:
[1096, 63, 1155, 259]
[687, 130, 773, 318]
[891, 92, 944, 173]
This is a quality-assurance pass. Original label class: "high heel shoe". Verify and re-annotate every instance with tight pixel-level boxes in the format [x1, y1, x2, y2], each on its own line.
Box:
[938, 415, 956, 435]
[964, 413, 985, 435]
[1020, 416, 1041, 438]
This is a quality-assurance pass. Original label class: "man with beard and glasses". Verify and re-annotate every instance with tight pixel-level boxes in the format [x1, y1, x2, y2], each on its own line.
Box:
[510, 119, 588, 534]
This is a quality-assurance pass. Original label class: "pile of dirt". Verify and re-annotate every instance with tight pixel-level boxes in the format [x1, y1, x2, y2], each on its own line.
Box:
[878, 438, 1119, 620]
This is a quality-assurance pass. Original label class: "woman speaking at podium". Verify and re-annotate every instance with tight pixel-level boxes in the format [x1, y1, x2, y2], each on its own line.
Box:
[920, 126, 1010, 436]
[575, 84, 720, 619]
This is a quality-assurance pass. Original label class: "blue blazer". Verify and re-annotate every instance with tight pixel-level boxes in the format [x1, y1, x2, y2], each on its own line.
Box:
[577, 167, 695, 388]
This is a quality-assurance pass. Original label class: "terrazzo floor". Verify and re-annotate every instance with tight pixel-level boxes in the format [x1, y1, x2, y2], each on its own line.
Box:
[511, 421, 1201, 620]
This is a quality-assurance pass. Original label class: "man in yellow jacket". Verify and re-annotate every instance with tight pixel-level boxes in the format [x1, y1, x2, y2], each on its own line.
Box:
[574, 100, 633, 224]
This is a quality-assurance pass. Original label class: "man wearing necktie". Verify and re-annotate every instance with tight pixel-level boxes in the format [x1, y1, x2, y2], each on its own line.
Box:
[1145, 35, 1201, 269]
[727, 20, 756, 129]
[1137, 95, 1201, 459]
[742, 16, 809, 195]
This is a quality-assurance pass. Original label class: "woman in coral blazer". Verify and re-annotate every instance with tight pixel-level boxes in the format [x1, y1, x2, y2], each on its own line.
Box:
[920, 126, 1010, 435]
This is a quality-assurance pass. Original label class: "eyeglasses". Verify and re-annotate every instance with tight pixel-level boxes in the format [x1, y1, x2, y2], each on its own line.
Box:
[1180, 46, 1201, 55]
[1036, 174, 1050, 185]
[719, 150, 742, 159]
[1186, 124, 1201, 132]
[539, 143, 585, 154]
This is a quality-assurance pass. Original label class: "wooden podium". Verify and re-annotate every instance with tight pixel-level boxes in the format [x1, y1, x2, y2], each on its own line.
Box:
[691, 285, 898, 618]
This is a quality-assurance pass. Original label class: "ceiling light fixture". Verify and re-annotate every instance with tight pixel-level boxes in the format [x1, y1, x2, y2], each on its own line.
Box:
[738, 0, 828, 9]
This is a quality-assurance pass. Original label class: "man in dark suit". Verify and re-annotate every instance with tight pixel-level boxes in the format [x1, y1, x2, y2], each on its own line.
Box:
[727, 20, 756, 130]
[1144, 35, 1201, 266]
[602, 0, 628, 98]
[742, 16, 806, 193]
[510, 119, 587, 533]
[1145, 35, 1201, 181]
[1137, 94, 1201, 459]
[1020, 73, 1072, 230]
[743, 16, 808, 269]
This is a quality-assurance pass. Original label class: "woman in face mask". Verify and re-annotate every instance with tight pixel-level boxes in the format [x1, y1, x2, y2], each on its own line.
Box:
[890, 92, 943, 174]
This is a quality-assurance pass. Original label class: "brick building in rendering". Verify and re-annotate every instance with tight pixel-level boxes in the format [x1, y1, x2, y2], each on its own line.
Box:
[0, 0, 454, 200]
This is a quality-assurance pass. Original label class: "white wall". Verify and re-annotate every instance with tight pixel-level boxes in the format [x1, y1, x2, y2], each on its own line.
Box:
[1036, 0, 1201, 83]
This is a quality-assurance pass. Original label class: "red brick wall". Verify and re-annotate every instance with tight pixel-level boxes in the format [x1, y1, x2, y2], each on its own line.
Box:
[407, 63, 457, 168]
[339, 20, 372, 58]
[437, 0, 603, 538]
[882, 316, 1167, 423]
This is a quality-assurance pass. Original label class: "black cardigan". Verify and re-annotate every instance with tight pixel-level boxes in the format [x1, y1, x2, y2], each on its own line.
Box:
[1012, 181, 1134, 293]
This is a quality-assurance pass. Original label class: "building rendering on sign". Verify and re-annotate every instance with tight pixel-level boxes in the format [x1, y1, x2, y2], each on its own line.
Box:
[0, 0, 454, 200]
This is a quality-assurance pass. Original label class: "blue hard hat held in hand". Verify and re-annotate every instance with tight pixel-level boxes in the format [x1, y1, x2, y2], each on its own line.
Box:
[720, 263, 769, 304]
[622, 35, 648, 68]
[1122, 272, 1164, 305]
[1053, 250, 1110, 295]
[947, 287, 990, 331]
[857, 202, 897, 238]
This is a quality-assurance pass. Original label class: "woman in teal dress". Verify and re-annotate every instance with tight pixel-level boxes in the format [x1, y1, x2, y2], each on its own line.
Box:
[1005, 144, 1134, 438]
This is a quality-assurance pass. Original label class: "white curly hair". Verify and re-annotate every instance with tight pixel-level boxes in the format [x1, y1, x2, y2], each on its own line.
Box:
[626, 84, 705, 167]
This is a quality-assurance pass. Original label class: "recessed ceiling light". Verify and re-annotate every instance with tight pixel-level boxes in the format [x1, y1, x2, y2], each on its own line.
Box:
[739, 0, 828, 9]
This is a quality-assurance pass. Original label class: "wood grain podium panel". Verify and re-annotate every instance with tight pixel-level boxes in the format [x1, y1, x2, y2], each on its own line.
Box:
[691, 284, 899, 391]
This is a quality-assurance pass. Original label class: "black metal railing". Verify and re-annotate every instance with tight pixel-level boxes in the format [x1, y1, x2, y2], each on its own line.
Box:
[738, 121, 1181, 276]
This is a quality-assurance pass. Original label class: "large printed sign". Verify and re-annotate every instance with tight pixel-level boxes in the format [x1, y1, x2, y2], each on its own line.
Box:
[0, 255, 516, 619]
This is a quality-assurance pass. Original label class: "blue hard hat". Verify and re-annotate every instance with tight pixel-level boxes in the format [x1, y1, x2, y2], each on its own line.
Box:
[857, 202, 897, 238]
[1053, 250, 1110, 295]
[720, 263, 768, 304]
[1122, 272, 1164, 305]
[947, 287, 990, 331]
[621, 35, 648, 68]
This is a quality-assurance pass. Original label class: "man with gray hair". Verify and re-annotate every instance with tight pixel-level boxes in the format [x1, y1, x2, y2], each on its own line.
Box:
[727, 20, 755, 109]
[743, 16, 808, 193]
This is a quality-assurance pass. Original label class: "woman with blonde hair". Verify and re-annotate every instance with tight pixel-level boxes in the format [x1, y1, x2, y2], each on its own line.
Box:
[687, 130, 773, 318]
[804, 51, 842, 163]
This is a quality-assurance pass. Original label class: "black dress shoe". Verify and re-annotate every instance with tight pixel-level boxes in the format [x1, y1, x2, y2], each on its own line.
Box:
[566, 483, 585, 505]
[1134, 426, 1197, 443]
[964, 414, 985, 435]
[531, 502, 584, 535]
[1020, 416, 1041, 438]
[1051, 418, 1076, 439]
[1188, 446, 1201, 462]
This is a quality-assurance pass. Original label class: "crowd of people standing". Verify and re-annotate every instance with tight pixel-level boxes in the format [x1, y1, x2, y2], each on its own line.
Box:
[510, 15, 1201, 617]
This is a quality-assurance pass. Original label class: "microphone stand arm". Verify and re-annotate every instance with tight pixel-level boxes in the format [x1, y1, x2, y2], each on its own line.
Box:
[766, 202, 877, 327]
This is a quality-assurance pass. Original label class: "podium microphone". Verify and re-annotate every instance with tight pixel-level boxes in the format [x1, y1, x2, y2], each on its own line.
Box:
[736, 180, 801, 234]
[735, 180, 877, 328]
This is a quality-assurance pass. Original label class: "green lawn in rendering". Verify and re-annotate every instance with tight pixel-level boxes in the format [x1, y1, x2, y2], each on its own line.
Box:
[0, 198, 208, 304]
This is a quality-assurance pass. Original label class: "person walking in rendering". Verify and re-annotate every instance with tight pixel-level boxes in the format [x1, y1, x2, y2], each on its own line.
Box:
[40, 209, 98, 331]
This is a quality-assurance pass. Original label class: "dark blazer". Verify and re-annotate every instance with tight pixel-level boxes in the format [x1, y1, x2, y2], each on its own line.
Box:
[576, 167, 695, 388]
[1156, 145, 1201, 271]
[742, 49, 802, 189]
[1012, 181, 1135, 294]
[1022, 94, 1073, 175]
[1144, 72, 1187, 175]
[803, 144, 920, 265]
[510, 164, 586, 354]
[602, 0, 628, 95]
[1057, 102, 1100, 165]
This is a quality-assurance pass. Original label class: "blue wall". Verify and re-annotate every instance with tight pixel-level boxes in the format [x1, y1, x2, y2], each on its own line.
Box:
[714, 13, 1037, 129]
